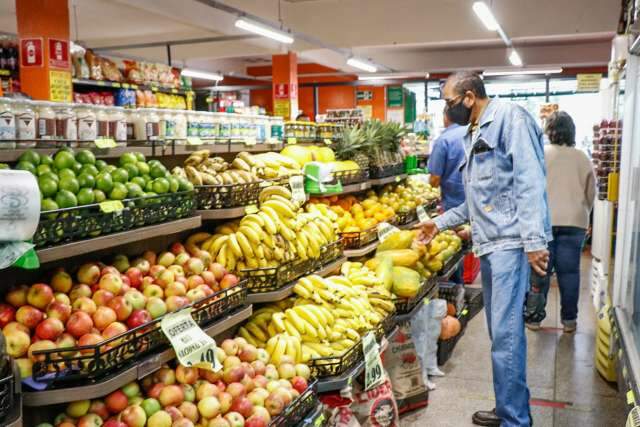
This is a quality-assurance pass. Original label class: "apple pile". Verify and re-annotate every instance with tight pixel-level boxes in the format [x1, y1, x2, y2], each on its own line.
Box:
[1, 242, 240, 380]
[43, 336, 312, 427]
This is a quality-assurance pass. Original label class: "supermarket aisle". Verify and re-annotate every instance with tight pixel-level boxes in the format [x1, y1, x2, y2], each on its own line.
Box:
[403, 254, 628, 426]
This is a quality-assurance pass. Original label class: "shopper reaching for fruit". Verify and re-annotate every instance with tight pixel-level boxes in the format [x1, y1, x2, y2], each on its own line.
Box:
[415, 71, 552, 427]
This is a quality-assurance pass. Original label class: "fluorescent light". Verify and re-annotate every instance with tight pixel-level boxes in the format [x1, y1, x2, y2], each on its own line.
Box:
[358, 74, 409, 81]
[473, 2, 500, 31]
[181, 69, 224, 81]
[508, 49, 523, 66]
[347, 58, 377, 73]
[483, 68, 563, 77]
[235, 18, 294, 44]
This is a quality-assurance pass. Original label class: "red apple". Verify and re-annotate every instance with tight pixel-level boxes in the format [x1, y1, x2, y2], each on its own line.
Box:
[245, 414, 267, 427]
[157, 251, 176, 267]
[230, 396, 253, 418]
[247, 390, 265, 407]
[16, 305, 43, 329]
[121, 404, 146, 427]
[27, 283, 54, 310]
[142, 250, 157, 266]
[264, 393, 285, 416]
[252, 375, 268, 390]
[219, 274, 238, 290]
[5, 330, 31, 358]
[0, 303, 16, 328]
[176, 365, 198, 385]
[157, 270, 176, 288]
[290, 376, 308, 394]
[91, 289, 114, 307]
[239, 345, 258, 363]
[55, 332, 76, 356]
[103, 421, 127, 427]
[223, 366, 245, 385]
[46, 301, 71, 324]
[197, 396, 221, 419]
[224, 412, 245, 427]
[223, 356, 241, 370]
[127, 309, 152, 329]
[221, 339, 239, 357]
[165, 296, 189, 312]
[171, 242, 187, 255]
[77, 263, 101, 285]
[125, 267, 143, 289]
[107, 296, 133, 322]
[164, 405, 182, 421]
[73, 296, 98, 315]
[147, 383, 165, 399]
[77, 333, 103, 354]
[250, 407, 271, 424]
[210, 263, 226, 281]
[4, 321, 29, 335]
[154, 367, 176, 385]
[251, 361, 266, 377]
[186, 275, 204, 290]
[178, 401, 199, 423]
[101, 266, 120, 277]
[70, 284, 93, 302]
[6, 285, 28, 307]
[147, 410, 172, 427]
[105, 389, 128, 414]
[88, 399, 109, 420]
[196, 382, 220, 400]
[102, 322, 127, 340]
[175, 252, 190, 266]
[66, 311, 94, 338]
[200, 271, 217, 287]
[51, 268, 73, 293]
[36, 317, 64, 340]
[277, 363, 296, 380]
[100, 273, 124, 295]
[54, 293, 71, 305]
[149, 265, 166, 279]
[218, 391, 232, 413]
[208, 417, 231, 427]
[77, 413, 104, 427]
[186, 258, 205, 275]
[186, 288, 207, 303]
[28, 339, 56, 362]
[158, 384, 184, 407]
[123, 289, 146, 310]
[92, 306, 117, 331]
[132, 258, 150, 274]
[226, 382, 246, 400]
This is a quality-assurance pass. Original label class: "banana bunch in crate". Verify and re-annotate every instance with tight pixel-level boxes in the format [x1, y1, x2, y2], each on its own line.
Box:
[173, 150, 264, 185]
[193, 186, 338, 272]
[340, 261, 397, 318]
[250, 152, 302, 179]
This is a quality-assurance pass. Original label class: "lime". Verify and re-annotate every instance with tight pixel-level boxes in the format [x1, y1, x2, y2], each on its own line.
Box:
[18, 150, 40, 166]
[36, 164, 52, 176]
[109, 182, 128, 200]
[71, 161, 83, 174]
[58, 168, 76, 180]
[59, 177, 80, 194]
[126, 182, 144, 198]
[77, 188, 95, 205]
[39, 155, 53, 166]
[112, 168, 129, 183]
[134, 152, 146, 162]
[55, 189, 78, 208]
[131, 176, 146, 188]
[144, 180, 154, 192]
[15, 161, 36, 174]
[167, 176, 179, 193]
[80, 164, 99, 176]
[150, 164, 167, 179]
[177, 177, 194, 192]
[78, 173, 96, 189]
[122, 163, 139, 179]
[148, 159, 162, 167]
[0, 163, 8, 170]
[141, 174, 152, 183]
[41, 198, 58, 212]
[95, 159, 108, 171]
[152, 177, 170, 194]
[119, 152, 138, 166]
[38, 176, 58, 197]
[76, 150, 96, 165]
[93, 189, 107, 203]
[53, 150, 76, 171]
[96, 171, 114, 193]
[136, 161, 150, 176]
[105, 165, 117, 173]
[40, 172, 59, 183]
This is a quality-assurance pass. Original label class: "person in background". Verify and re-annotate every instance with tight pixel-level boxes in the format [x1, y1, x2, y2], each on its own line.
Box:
[416, 71, 551, 427]
[428, 106, 467, 282]
[525, 111, 596, 333]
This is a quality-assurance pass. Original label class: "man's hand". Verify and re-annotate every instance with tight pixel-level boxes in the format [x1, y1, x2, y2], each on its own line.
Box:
[527, 249, 550, 276]
[414, 220, 439, 245]
[457, 228, 471, 241]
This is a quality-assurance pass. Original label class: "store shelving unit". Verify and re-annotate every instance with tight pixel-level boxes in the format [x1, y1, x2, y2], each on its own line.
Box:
[197, 206, 248, 220]
[368, 174, 407, 186]
[343, 241, 378, 258]
[4, 394, 22, 427]
[72, 78, 194, 96]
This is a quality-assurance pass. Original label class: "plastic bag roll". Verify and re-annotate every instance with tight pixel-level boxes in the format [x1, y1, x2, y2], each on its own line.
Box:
[0, 170, 41, 242]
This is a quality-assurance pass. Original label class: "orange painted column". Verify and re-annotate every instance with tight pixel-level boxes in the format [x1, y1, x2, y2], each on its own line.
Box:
[271, 52, 298, 121]
[16, 0, 72, 102]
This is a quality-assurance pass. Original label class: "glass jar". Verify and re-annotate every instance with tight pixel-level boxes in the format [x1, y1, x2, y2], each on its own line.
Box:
[125, 109, 135, 141]
[14, 100, 36, 148]
[95, 106, 110, 139]
[160, 110, 177, 140]
[109, 107, 127, 144]
[0, 98, 16, 149]
[36, 101, 57, 146]
[174, 110, 187, 140]
[132, 110, 148, 141]
[76, 105, 97, 146]
[54, 104, 77, 146]
[219, 114, 231, 140]
[145, 109, 161, 141]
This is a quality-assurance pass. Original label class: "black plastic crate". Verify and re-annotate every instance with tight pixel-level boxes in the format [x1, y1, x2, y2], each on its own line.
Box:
[369, 163, 404, 179]
[317, 239, 344, 268]
[338, 227, 377, 250]
[308, 337, 363, 378]
[394, 276, 438, 315]
[438, 282, 466, 314]
[32, 282, 247, 386]
[395, 209, 418, 226]
[270, 381, 318, 427]
[195, 181, 263, 209]
[34, 190, 196, 248]
[374, 312, 396, 341]
[437, 250, 466, 280]
[240, 257, 316, 294]
[464, 287, 484, 321]
[331, 169, 369, 185]
[437, 307, 470, 365]
[0, 358, 16, 423]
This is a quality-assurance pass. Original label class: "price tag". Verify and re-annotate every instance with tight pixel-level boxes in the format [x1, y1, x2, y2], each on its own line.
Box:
[287, 137, 297, 145]
[423, 298, 430, 305]
[416, 205, 429, 223]
[244, 204, 259, 215]
[627, 389, 636, 405]
[395, 176, 402, 182]
[314, 414, 325, 426]
[362, 332, 385, 391]
[462, 308, 468, 316]
[99, 200, 124, 213]
[324, 138, 333, 145]
[161, 307, 222, 372]
[112, 82, 121, 88]
[97, 80, 106, 86]
[122, 83, 130, 89]
[289, 175, 306, 205]
[187, 137, 203, 146]
[94, 138, 117, 148]
[244, 137, 257, 146]
[266, 137, 280, 145]
[172, 88, 178, 94]
[377, 222, 399, 242]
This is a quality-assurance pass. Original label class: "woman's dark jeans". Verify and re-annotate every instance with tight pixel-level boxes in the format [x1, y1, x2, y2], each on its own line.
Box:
[525, 226, 586, 324]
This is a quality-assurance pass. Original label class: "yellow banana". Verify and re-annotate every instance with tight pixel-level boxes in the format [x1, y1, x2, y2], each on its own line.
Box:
[263, 200, 295, 218]
[258, 212, 277, 234]
[237, 326, 259, 346]
[245, 322, 268, 342]
[285, 309, 307, 334]
[216, 242, 228, 266]
[258, 186, 292, 204]
[242, 213, 264, 227]
[226, 245, 237, 271]
[283, 319, 301, 338]
[186, 232, 212, 246]
[271, 313, 287, 333]
[270, 336, 288, 365]
[265, 335, 278, 355]
[292, 306, 322, 329]
[235, 231, 254, 260]
[267, 322, 278, 338]
[227, 233, 243, 258]
[238, 226, 261, 245]
[215, 224, 235, 235]
[302, 344, 321, 359]
[293, 283, 312, 299]
[254, 244, 265, 259]
[304, 342, 333, 357]
[200, 233, 220, 252]
[209, 235, 229, 259]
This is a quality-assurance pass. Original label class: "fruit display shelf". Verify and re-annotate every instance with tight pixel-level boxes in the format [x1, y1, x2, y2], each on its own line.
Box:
[4, 394, 21, 427]
[22, 304, 253, 406]
[394, 276, 438, 316]
[30, 283, 248, 387]
[315, 326, 399, 393]
[296, 404, 325, 427]
[368, 173, 408, 186]
[36, 216, 201, 264]
[339, 227, 377, 251]
[394, 281, 440, 324]
[343, 240, 378, 258]
[436, 249, 468, 281]
[270, 380, 319, 427]
[72, 78, 195, 96]
[0, 360, 20, 426]
[309, 181, 371, 197]
[195, 181, 263, 211]
[369, 163, 405, 180]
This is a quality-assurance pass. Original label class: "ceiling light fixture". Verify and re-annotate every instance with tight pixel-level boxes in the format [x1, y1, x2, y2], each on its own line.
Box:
[508, 49, 523, 66]
[347, 58, 377, 73]
[482, 68, 563, 77]
[181, 69, 224, 81]
[235, 18, 294, 44]
[358, 74, 409, 81]
[472, 1, 500, 31]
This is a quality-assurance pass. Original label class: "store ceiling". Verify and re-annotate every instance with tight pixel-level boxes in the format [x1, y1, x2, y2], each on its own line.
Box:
[1, 0, 619, 78]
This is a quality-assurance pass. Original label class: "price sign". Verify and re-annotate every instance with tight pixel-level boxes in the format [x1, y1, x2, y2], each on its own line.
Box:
[161, 307, 222, 372]
[122, 83, 130, 89]
[97, 80, 106, 86]
[362, 332, 385, 391]
[627, 389, 636, 405]
[314, 414, 325, 426]
[99, 200, 124, 213]
[289, 175, 306, 205]
[395, 176, 402, 182]
[94, 138, 117, 149]
[244, 204, 259, 215]
[462, 308, 468, 316]
[324, 139, 333, 145]
[244, 137, 257, 146]
[186, 137, 203, 146]
[287, 137, 297, 145]
[416, 205, 429, 223]
[377, 222, 399, 242]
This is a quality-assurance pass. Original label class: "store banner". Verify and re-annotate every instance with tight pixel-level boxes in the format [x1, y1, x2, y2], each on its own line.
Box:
[577, 73, 602, 92]
[49, 70, 72, 102]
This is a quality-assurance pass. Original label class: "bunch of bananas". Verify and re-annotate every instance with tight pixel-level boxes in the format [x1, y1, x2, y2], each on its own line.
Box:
[173, 150, 263, 185]
[339, 261, 396, 316]
[250, 152, 302, 179]
[193, 186, 338, 272]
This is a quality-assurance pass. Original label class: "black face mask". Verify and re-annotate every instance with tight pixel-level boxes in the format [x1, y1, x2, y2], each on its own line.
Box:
[446, 98, 472, 126]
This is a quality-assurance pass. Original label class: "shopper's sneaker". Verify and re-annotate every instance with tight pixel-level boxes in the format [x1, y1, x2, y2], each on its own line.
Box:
[472, 408, 502, 426]
[562, 320, 577, 333]
[526, 322, 541, 331]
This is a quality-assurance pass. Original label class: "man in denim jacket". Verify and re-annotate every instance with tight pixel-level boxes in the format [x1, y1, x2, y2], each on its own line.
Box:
[417, 72, 552, 427]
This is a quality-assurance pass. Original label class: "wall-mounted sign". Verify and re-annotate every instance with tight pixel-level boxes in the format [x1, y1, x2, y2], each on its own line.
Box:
[275, 83, 289, 99]
[387, 86, 403, 107]
[49, 70, 72, 102]
[20, 38, 43, 68]
[48, 38, 69, 69]
[576, 73, 602, 92]
[357, 90, 373, 101]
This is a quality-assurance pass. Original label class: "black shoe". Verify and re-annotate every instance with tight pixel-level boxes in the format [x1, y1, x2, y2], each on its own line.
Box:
[472, 408, 502, 426]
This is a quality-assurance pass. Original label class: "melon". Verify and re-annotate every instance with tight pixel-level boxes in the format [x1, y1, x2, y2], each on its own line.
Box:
[446, 303, 456, 316]
[341, 160, 360, 170]
[391, 266, 421, 297]
[280, 145, 312, 167]
[316, 147, 336, 162]
[440, 315, 461, 339]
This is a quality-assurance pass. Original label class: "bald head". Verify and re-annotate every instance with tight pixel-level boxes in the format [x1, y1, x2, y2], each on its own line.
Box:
[444, 72, 487, 99]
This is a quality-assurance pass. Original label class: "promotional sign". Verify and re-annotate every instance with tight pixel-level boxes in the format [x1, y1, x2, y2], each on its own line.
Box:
[363, 331, 385, 390]
[577, 73, 602, 92]
[20, 38, 43, 68]
[386, 86, 404, 107]
[49, 70, 72, 102]
[48, 38, 69, 69]
[274, 83, 289, 99]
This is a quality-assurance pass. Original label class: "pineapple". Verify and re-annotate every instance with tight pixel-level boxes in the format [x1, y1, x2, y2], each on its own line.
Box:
[334, 125, 370, 171]
[380, 122, 408, 166]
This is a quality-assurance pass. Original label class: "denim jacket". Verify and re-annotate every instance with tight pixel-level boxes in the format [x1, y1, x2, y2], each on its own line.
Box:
[433, 99, 552, 256]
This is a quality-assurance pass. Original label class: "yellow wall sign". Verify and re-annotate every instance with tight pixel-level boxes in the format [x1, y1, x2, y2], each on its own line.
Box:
[49, 70, 72, 102]
[274, 99, 291, 119]
[576, 73, 602, 93]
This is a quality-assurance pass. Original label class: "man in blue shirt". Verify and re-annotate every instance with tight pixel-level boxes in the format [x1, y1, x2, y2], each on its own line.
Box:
[428, 108, 467, 283]
[417, 72, 551, 427]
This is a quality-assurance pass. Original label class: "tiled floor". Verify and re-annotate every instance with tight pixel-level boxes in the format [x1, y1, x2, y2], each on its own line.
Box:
[402, 254, 628, 426]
